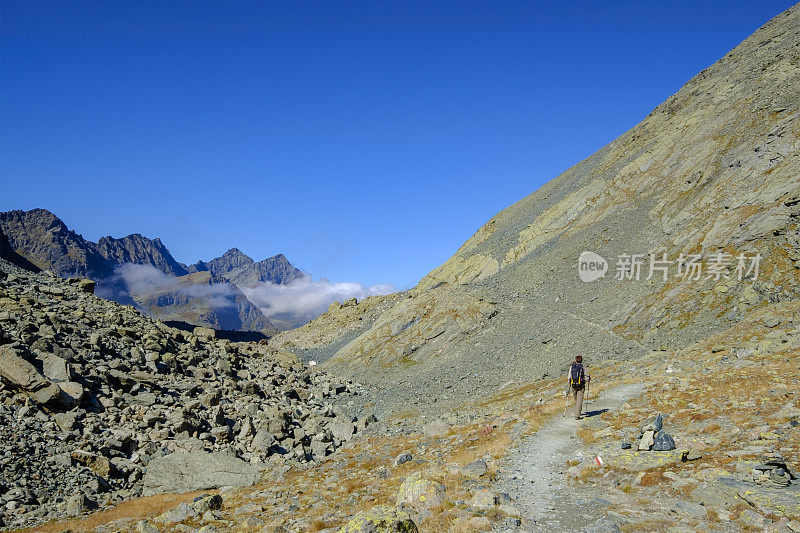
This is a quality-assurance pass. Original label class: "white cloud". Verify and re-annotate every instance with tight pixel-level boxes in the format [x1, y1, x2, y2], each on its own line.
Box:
[96, 264, 396, 330]
[241, 274, 396, 328]
[95, 263, 237, 308]
[114, 263, 174, 293]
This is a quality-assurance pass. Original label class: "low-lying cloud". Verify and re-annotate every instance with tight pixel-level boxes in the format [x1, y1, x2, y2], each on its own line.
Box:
[95, 263, 237, 309]
[95, 264, 396, 330]
[242, 275, 396, 328]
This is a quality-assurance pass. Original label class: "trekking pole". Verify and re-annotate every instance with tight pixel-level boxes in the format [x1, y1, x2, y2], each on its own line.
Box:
[584, 381, 590, 415]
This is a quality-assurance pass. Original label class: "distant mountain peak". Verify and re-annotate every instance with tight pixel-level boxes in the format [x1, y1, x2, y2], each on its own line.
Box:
[220, 247, 254, 263]
[188, 248, 303, 286]
[96, 232, 188, 277]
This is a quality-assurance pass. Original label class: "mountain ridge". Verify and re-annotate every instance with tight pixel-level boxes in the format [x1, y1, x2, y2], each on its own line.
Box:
[0, 208, 304, 333]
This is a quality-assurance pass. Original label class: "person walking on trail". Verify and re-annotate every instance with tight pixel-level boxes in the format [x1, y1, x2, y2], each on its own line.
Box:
[566, 356, 590, 419]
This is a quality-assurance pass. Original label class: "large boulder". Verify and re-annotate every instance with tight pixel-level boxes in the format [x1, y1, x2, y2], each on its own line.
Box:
[0, 345, 62, 405]
[142, 450, 264, 496]
[36, 352, 72, 382]
[57, 380, 84, 407]
[330, 418, 355, 443]
[338, 505, 418, 533]
[596, 443, 683, 471]
[193, 326, 216, 340]
[270, 349, 300, 369]
[71, 450, 114, 478]
[78, 279, 96, 294]
[396, 472, 446, 511]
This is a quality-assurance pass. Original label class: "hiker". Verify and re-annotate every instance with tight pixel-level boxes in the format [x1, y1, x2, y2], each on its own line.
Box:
[566, 355, 590, 419]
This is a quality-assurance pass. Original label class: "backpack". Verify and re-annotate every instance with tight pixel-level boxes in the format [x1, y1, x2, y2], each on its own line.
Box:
[570, 363, 585, 389]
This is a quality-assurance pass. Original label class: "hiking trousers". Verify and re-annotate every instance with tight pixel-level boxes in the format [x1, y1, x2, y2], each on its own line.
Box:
[570, 386, 585, 418]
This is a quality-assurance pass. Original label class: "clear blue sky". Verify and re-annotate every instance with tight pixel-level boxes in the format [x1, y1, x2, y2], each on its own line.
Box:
[2, 1, 795, 289]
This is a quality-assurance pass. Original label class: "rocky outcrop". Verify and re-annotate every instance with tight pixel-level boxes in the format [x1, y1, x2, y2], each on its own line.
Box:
[0, 228, 41, 272]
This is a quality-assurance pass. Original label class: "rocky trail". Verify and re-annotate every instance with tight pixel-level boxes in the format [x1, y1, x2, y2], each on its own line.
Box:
[496, 384, 644, 532]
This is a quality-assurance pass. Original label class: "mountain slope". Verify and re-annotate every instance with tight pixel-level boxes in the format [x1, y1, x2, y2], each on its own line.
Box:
[271, 3, 800, 415]
[0, 209, 112, 278]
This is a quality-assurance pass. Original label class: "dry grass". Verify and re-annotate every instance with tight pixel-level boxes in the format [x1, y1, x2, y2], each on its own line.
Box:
[19, 490, 212, 533]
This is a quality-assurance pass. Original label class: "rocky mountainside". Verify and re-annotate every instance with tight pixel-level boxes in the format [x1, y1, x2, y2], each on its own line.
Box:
[0, 209, 112, 279]
[0, 209, 308, 334]
[0, 258, 371, 530]
[272, 3, 800, 417]
[96, 234, 189, 277]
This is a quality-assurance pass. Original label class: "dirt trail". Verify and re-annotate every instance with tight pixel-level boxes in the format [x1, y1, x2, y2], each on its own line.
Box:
[495, 384, 643, 532]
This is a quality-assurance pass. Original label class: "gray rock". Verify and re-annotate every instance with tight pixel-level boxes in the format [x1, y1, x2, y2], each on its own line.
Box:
[36, 353, 72, 382]
[65, 493, 97, 515]
[394, 452, 413, 466]
[739, 509, 770, 529]
[642, 414, 664, 433]
[142, 450, 264, 496]
[638, 430, 655, 451]
[57, 381, 84, 407]
[469, 489, 497, 510]
[673, 501, 707, 518]
[52, 411, 77, 432]
[0, 345, 61, 404]
[330, 419, 355, 443]
[71, 450, 114, 478]
[684, 449, 702, 461]
[155, 502, 191, 524]
[252, 429, 275, 452]
[135, 521, 160, 533]
[311, 439, 329, 459]
[463, 459, 488, 478]
[78, 279, 96, 294]
[189, 494, 222, 515]
[652, 431, 676, 451]
[193, 327, 216, 340]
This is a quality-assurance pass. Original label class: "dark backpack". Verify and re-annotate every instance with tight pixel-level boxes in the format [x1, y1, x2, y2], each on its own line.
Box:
[570, 363, 585, 389]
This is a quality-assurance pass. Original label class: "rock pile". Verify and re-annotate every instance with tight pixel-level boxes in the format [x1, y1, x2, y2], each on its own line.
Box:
[634, 414, 676, 452]
[0, 258, 369, 530]
[751, 452, 796, 487]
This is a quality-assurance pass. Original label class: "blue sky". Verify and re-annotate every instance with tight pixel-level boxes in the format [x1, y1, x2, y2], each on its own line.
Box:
[1, 1, 795, 289]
